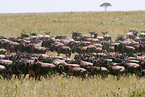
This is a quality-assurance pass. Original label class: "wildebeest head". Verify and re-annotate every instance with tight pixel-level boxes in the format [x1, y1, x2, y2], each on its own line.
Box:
[89, 31, 95, 37]
[50, 44, 56, 52]
[101, 31, 108, 36]
[72, 32, 82, 38]
[30, 33, 37, 36]
[45, 32, 51, 35]
[115, 35, 126, 42]
[21, 33, 29, 38]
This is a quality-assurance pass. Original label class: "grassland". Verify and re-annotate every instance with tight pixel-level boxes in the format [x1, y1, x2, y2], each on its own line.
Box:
[0, 11, 145, 97]
[0, 75, 145, 97]
[0, 11, 145, 40]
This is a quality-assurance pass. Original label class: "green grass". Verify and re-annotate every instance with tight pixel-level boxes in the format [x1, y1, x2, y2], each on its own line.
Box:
[0, 11, 145, 97]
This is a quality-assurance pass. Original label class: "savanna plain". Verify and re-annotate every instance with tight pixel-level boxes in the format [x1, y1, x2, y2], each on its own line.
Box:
[0, 11, 145, 97]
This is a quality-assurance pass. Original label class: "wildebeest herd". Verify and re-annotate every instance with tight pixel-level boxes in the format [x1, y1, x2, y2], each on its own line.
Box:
[0, 30, 145, 80]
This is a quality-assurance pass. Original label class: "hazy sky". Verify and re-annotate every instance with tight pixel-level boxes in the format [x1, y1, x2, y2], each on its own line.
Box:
[0, 0, 145, 13]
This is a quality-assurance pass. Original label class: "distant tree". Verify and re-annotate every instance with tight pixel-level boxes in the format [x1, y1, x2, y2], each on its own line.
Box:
[100, 2, 112, 11]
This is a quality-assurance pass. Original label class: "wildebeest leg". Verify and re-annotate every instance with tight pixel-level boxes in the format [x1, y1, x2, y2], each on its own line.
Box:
[4, 73, 11, 80]
[1, 74, 8, 79]
[96, 74, 100, 79]
[35, 73, 41, 81]
[38, 76, 41, 81]
[135, 71, 142, 79]
[49, 72, 54, 78]
[23, 73, 27, 79]
[0, 74, 5, 79]
[29, 74, 34, 80]
[81, 73, 86, 81]
[15, 74, 21, 80]
[101, 74, 106, 80]
[18, 74, 21, 79]
[62, 72, 66, 78]
[116, 75, 121, 81]
[7, 73, 12, 80]
[101, 72, 108, 79]
[66, 54, 68, 58]
[58, 65, 63, 75]
[57, 53, 60, 56]
[35, 75, 38, 80]
[43, 74, 48, 78]
[14, 74, 17, 79]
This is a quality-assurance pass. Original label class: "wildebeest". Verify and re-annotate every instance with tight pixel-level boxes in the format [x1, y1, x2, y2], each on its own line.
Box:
[66, 67, 87, 80]
[0, 65, 9, 79]
[41, 38, 55, 50]
[0, 49, 7, 54]
[105, 62, 126, 80]
[1, 30, 145, 80]
[126, 29, 138, 40]
[51, 45, 71, 57]
[101, 32, 112, 42]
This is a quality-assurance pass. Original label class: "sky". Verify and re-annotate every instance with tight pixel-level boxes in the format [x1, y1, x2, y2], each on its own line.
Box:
[0, 0, 145, 13]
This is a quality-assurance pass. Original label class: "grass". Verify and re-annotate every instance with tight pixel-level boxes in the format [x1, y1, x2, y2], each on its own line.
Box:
[0, 11, 145, 40]
[0, 11, 145, 97]
[0, 75, 144, 97]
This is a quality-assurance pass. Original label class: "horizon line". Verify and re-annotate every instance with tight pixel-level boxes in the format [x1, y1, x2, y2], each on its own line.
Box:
[0, 10, 144, 14]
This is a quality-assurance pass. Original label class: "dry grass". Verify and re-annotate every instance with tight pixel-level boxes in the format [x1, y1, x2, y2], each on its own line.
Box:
[0, 11, 145, 41]
[0, 75, 144, 97]
[0, 11, 145, 97]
